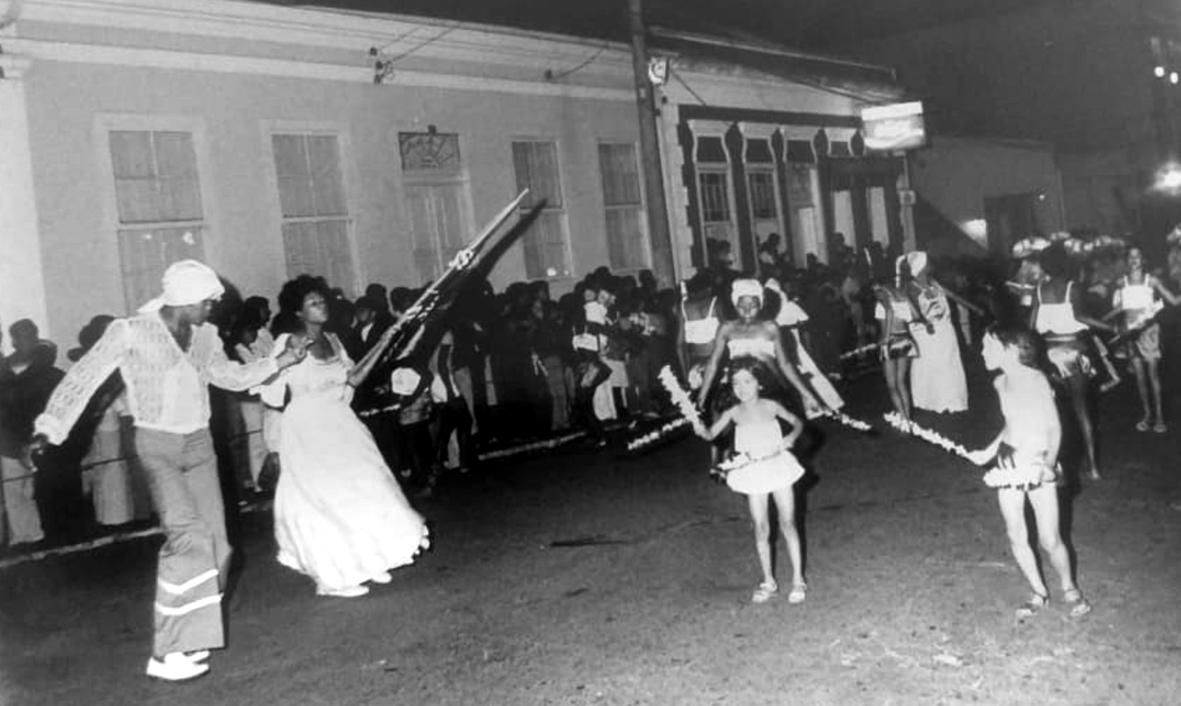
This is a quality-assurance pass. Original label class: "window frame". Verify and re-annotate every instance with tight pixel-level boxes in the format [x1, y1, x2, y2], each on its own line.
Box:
[509, 137, 573, 281]
[261, 120, 361, 295]
[596, 140, 650, 274]
[94, 113, 215, 314]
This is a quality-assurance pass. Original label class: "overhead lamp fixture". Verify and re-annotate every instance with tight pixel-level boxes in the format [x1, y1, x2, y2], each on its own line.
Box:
[1155, 65, 1167, 78]
[1153, 162, 1181, 192]
[1171, 71, 1180, 85]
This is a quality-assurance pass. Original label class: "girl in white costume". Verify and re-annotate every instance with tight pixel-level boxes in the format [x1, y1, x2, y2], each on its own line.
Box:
[967, 325, 1091, 619]
[694, 362, 807, 605]
[1106, 247, 1179, 432]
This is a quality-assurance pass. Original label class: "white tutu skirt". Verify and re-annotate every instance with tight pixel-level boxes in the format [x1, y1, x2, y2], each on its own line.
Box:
[724, 450, 805, 495]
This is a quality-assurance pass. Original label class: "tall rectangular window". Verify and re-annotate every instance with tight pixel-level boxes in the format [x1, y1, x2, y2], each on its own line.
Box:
[698, 171, 731, 223]
[512, 140, 570, 279]
[109, 130, 206, 311]
[272, 133, 355, 290]
[597, 142, 648, 271]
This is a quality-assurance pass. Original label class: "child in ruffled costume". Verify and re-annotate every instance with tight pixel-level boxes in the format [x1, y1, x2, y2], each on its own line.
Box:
[967, 324, 1092, 620]
[693, 360, 807, 605]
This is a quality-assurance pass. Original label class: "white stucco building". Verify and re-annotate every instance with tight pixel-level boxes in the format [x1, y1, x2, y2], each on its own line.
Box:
[0, 0, 906, 345]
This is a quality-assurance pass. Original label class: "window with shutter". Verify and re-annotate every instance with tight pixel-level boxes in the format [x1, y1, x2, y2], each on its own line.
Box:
[108, 130, 206, 311]
[597, 142, 649, 272]
[511, 141, 571, 280]
[272, 132, 355, 290]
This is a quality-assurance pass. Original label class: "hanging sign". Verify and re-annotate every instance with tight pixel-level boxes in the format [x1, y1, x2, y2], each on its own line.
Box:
[648, 56, 669, 86]
[861, 101, 926, 152]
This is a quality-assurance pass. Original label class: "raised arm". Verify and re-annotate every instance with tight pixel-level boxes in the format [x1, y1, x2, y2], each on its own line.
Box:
[770, 322, 820, 410]
[1151, 275, 1181, 306]
[348, 324, 398, 387]
[208, 328, 304, 391]
[33, 320, 129, 445]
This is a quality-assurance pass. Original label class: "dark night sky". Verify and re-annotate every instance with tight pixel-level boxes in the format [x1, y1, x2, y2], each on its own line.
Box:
[275, 0, 1045, 48]
[271, 1, 1167, 150]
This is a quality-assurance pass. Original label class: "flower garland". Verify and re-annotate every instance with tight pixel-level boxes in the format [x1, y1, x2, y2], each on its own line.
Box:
[980, 463, 1049, 489]
[625, 417, 692, 452]
[823, 410, 875, 433]
[478, 431, 586, 461]
[882, 412, 973, 461]
[624, 366, 701, 453]
[839, 342, 881, 361]
[658, 365, 701, 426]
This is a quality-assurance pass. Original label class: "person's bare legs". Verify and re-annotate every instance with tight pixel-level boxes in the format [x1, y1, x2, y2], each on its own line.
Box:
[1028, 484, 1091, 615]
[883, 358, 912, 420]
[771, 487, 805, 590]
[1131, 358, 1151, 429]
[1065, 372, 1100, 480]
[997, 488, 1049, 612]
[897, 357, 913, 419]
[1025, 485, 1075, 594]
[747, 493, 774, 585]
[1146, 358, 1166, 430]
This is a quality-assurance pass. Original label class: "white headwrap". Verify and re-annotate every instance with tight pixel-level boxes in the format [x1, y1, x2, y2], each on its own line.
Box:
[904, 251, 928, 277]
[730, 278, 764, 307]
[138, 260, 225, 313]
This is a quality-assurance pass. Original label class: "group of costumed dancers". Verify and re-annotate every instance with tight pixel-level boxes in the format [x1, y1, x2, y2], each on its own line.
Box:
[20, 205, 1174, 680]
[24, 195, 527, 682]
[671, 234, 1177, 615]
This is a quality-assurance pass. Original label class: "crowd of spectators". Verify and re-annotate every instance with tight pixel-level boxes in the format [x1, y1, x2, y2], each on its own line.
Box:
[5, 227, 1181, 551]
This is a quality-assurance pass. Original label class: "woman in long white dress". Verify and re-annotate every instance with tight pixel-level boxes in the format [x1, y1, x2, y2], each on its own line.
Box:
[905, 252, 978, 414]
[260, 278, 429, 598]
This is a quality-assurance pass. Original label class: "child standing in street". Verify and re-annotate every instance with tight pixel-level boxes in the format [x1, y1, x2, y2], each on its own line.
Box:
[693, 361, 807, 604]
[967, 325, 1092, 619]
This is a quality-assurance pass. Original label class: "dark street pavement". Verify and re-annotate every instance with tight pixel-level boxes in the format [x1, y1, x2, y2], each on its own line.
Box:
[2, 373, 1180, 706]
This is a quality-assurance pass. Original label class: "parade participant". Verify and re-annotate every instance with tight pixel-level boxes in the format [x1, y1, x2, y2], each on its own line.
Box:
[694, 361, 806, 604]
[967, 325, 1092, 619]
[873, 257, 926, 423]
[677, 274, 720, 393]
[1029, 242, 1113, 481]
[905, 251, 980, 414]
[764, 278, 844, 412]
[29, 260, 309, 682]
[696, 279, 823, 420]
[1106, 246, 1179, 432]
[259, 277, 429, 599]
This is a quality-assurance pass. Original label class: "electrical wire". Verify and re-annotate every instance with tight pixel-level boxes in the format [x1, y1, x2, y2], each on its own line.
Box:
[547, 42, 611, 81]
[374, 23, 459, 66]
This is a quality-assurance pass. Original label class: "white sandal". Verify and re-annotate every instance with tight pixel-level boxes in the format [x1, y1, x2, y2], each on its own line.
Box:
[752, 580, 778, 604]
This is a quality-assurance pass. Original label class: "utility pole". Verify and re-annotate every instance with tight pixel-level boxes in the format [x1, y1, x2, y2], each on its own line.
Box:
[628, 0, 676, 286]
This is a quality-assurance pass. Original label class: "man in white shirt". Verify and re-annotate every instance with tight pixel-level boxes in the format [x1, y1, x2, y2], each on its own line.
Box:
[28, 260, 307, 682]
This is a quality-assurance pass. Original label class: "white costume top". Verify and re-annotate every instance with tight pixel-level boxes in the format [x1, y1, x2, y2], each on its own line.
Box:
[1034, 282, 1087, 335]
[36, 314, 279, 443]
[682, 297, 720, 345]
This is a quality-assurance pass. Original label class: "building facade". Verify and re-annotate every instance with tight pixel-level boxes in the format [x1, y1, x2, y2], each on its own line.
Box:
[0, 0, 904, 345]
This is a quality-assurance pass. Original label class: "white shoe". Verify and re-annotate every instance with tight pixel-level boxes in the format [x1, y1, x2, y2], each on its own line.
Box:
[368, 571, 392, 585]
[185, 650, 210, 663]
[316, 584, 369, 598]
[146, 653, 210, 681]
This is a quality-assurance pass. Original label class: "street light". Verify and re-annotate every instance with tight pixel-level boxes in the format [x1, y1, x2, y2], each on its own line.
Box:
[1153, 162, 1181, 192]
[1156, 65, 1167, 78]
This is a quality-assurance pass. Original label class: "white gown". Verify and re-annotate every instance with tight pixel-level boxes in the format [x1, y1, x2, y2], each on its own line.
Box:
[909, 283, 968, 413]
[260, 334, 428, 591]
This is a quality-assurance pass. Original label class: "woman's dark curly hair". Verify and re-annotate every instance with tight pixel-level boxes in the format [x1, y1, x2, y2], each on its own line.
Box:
[277, 275, 330, 317]
[1035, 241, 1072, 279]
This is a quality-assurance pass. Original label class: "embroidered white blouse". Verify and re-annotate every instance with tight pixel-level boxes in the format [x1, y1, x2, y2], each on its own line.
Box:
[35, 314, 279, 444]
